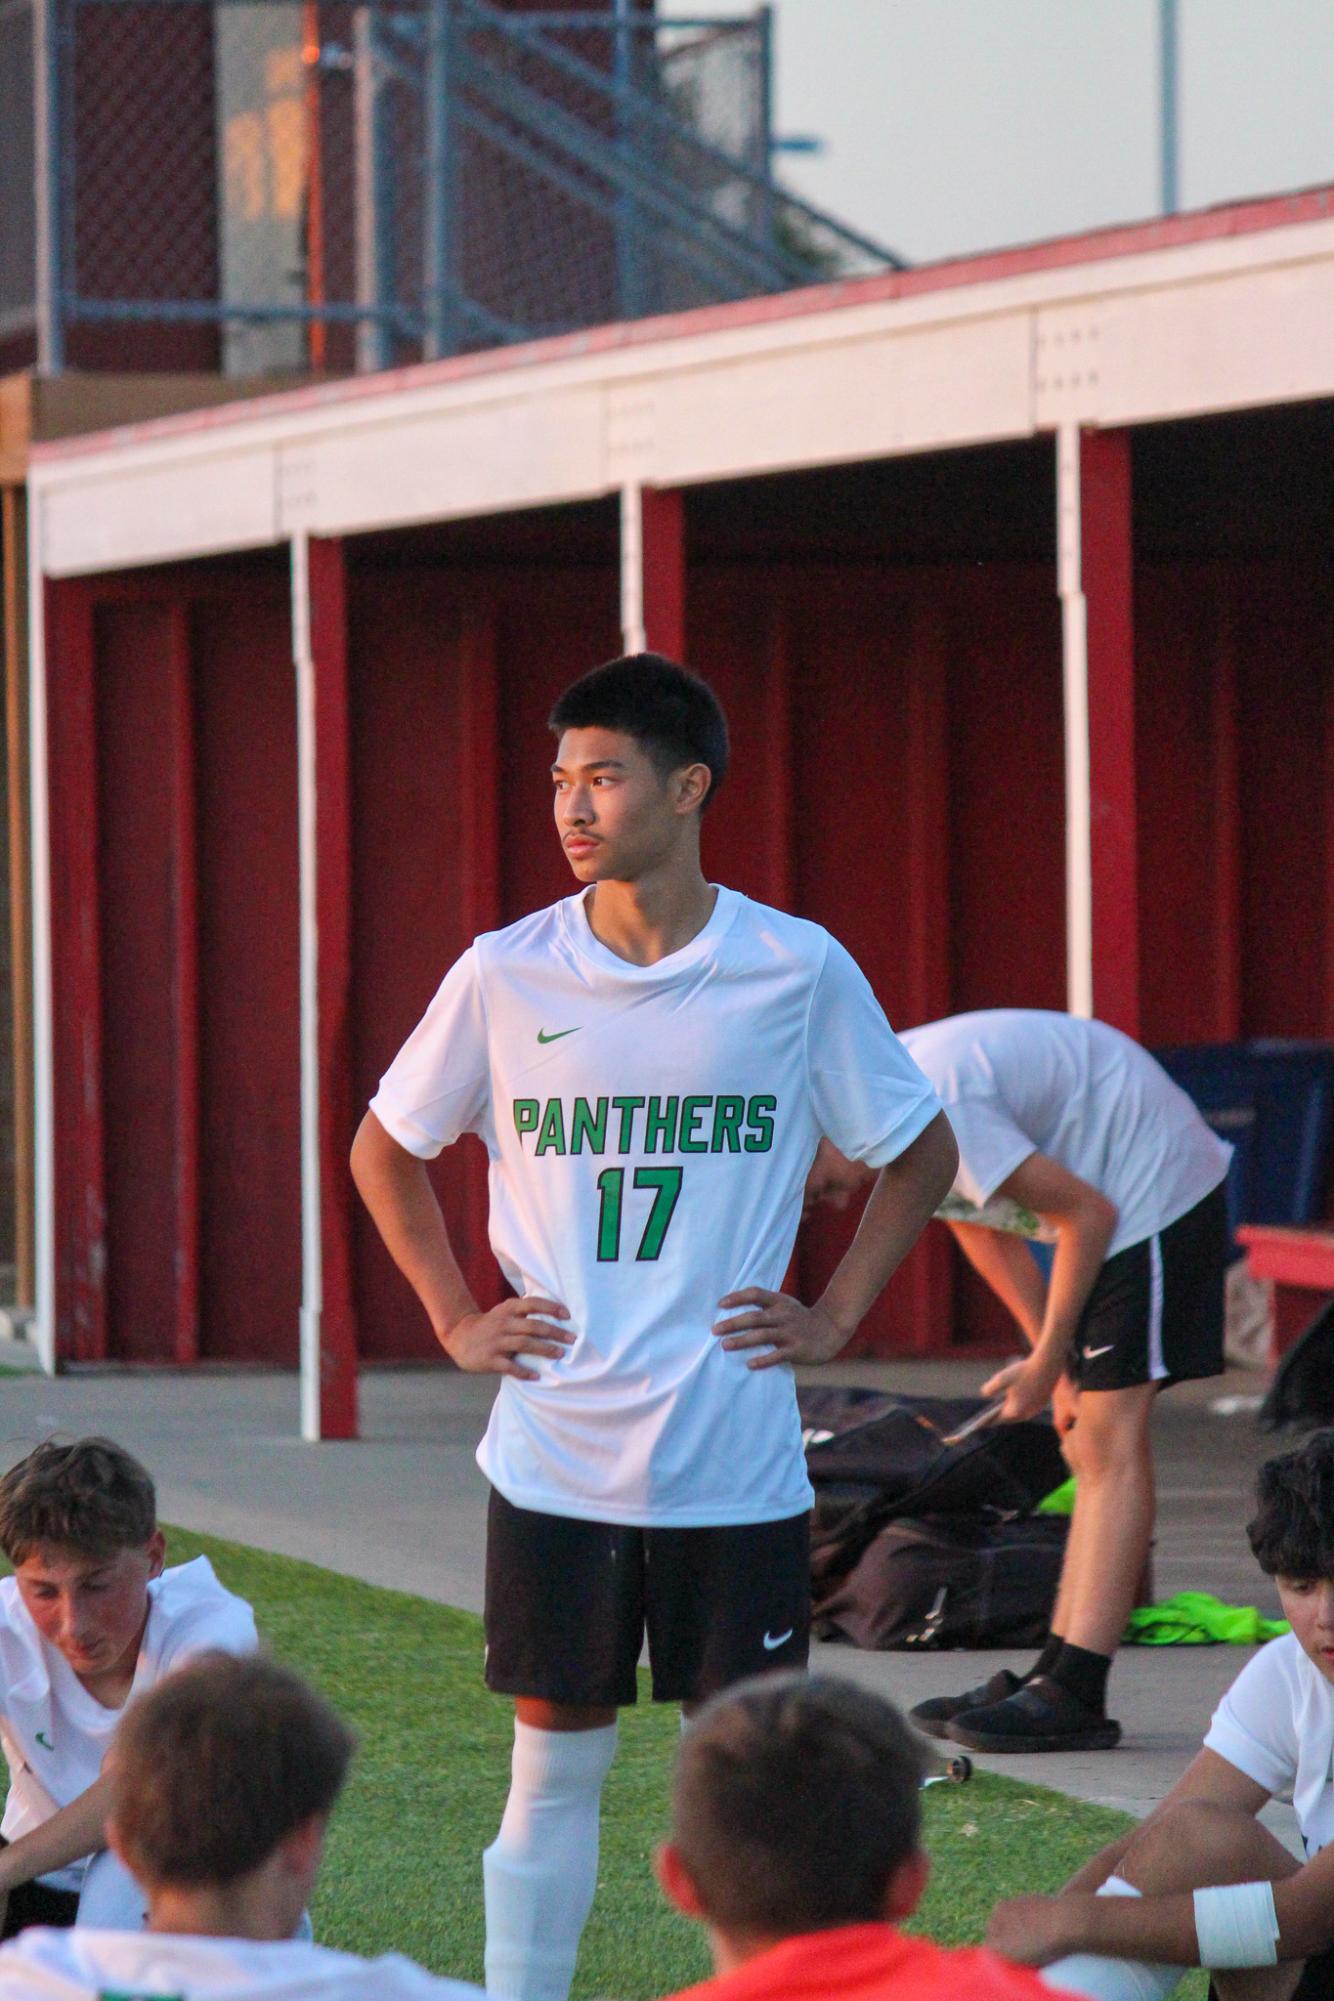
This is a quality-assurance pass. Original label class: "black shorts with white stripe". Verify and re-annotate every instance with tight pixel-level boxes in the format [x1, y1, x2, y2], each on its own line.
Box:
[1068, 1181, 1229, 1394]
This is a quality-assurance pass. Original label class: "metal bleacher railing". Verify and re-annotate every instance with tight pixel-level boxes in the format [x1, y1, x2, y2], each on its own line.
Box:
[11, 0, 906, 375]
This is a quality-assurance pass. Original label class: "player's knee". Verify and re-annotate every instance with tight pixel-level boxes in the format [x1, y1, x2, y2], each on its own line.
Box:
[1119, 1799, 1292, 1897]
[1066, 1403, 1153, 1483]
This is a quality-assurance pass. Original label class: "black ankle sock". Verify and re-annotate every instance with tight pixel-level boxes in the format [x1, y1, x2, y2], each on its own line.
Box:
[1049, 1641, 1111, 1714]
[1022, 1632, 1065, 1686]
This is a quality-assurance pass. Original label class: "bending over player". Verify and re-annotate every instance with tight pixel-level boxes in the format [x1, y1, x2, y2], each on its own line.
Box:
[0, 1652, 480, 1997]
[897, 1010, 1231, 1754]
[656, 1672, 1078, 2001]
[986, 1428, 1334, 2000]
[352, 653, 957, 2001]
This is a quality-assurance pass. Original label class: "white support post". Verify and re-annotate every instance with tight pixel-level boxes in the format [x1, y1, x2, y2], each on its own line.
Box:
[26, 508, 55, 1373]
[1057, 423, 1094, 1020]
[292, 533, 323, 1440]
[619, 482, 646, 655]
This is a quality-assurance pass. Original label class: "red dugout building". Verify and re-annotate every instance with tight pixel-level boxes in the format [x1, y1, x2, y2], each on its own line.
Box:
[27, 187, 1334, 1433]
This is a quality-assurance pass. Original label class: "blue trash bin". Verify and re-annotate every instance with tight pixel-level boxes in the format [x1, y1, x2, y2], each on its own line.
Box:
[1153, 1040, 1334, 1248]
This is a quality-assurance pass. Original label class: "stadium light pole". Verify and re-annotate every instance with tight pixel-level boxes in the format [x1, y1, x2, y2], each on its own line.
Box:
[1159, 0, 1180, 215]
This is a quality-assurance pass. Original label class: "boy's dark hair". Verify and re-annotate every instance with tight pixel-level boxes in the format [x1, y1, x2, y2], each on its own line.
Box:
[549, 653, 729, 805]
[111, 1652, 355, 1888]
[671, 1673, 926, 1936]
[1248, 1429, 1334, 1578]
[0, 1438, 157, 1564]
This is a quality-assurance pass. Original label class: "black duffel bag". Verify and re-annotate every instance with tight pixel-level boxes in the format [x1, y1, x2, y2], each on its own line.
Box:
[812, 1512, 1069, 1651]
[798, 1386, 1069, 1650]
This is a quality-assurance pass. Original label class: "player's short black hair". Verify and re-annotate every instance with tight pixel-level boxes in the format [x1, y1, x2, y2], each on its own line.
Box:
[111, 1652, 355, 1888]
[670, 1673, 926, 1935]
[1249, 1430, 1334, 1579]
[549, 653, 729, 807]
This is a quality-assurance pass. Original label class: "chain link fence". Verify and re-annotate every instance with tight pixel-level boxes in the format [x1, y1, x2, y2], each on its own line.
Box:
[0, 0, 36, 341]
[23, 0, 904, 374]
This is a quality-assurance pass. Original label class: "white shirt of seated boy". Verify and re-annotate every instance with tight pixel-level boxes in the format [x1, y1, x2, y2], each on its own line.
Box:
[0, 1926, 483, 1999]
[0, 1555, 257, 1897]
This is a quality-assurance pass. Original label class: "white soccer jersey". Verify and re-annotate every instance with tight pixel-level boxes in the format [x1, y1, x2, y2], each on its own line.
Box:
[900, 1011, 1231, 1257]
[1204, 1633, 1334, 1858]
[0, 1557, 257, 1892]
[0, 1927, 482, 2000]
[371, 886, 941, 1528]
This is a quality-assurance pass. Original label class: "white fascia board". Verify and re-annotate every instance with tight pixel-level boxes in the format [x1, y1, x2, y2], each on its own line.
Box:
[1036, 254, 1334, 430]
[38, 444, 282, 577]
[29, 215, 1334, 577]
[276, 383, 609, 537]
[631, 313, 1036, 488]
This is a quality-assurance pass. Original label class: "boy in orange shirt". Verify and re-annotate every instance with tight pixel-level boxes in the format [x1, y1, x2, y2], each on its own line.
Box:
[655, 1674, 1077, 2001]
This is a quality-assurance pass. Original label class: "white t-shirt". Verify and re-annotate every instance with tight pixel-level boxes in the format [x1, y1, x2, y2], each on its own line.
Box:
[370, 886, 941, 1528]
[899, 1011, 1231, 1257]
[0, 1927, 481, 2000]
[1204, 1633, 1334, 1857]
[0, 1557, 257, 1891]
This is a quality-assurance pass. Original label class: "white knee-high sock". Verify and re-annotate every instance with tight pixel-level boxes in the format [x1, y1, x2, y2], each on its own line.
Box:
[484, 1721, 618, 2001]
[1040, 1876, 1183, 2001]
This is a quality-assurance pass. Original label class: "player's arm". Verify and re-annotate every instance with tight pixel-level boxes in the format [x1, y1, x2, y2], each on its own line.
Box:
[987, 1750, 1279, 1965]
[989, 1848, 1326, 1972]
[979, 1151, 1117, 1423]
[1062, 1749, 1271, 1894]
[946, 1220, 1046, 1348]
[0, 1771, 115, 1894]
[716, 1111, 958, 1368]
[350, 1111, 573, 1380]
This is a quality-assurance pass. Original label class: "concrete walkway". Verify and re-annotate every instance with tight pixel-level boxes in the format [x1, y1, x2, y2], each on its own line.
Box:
[0, 1354, 1293, 1837]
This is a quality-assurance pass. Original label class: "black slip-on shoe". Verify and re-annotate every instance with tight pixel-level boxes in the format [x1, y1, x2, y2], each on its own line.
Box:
[908, 1669, 1024, 1741]
[944, 1676, 1122, 1753]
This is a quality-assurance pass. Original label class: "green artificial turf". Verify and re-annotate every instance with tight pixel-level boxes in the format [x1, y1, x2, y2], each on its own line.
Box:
[146, 1526, 1207, 1999]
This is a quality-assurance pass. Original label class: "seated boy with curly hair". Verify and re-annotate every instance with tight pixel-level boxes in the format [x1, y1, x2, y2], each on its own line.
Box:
[0, 1437, 256, 1933]
[987, 1427, 1334, 2000]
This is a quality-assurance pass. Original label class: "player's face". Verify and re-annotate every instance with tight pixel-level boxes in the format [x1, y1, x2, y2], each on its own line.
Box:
[1277, 1574, 1334, 1681]
[552, 727, 688, 883]
[16, 1534, 165, 1685]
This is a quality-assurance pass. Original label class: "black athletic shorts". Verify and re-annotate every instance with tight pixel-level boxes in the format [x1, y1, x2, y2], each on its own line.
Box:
[0, 1839, 80, 1938]
[483, 1488, 810, 1708]
[1067, 1182, 1228, 1394]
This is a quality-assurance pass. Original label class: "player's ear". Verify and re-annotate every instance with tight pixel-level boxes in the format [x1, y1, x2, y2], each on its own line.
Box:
[672, 762, 711, 815]
[278, 1812, 327, 1885]
[883, 1847, 930, 1924]
[144, 1529, 167, 1580]
[654, 1841, 706, 1918]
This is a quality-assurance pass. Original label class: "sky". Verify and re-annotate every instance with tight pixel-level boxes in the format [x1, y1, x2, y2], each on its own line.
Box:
[659, 0, 1334, 265]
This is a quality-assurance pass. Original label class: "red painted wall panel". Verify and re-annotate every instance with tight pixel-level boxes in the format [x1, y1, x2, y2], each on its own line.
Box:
[47, 580, 107, 1362]
[192, 592, 302, 1361]
[96, 601, 196, 1361]
[1136, 560, 1333, 1048]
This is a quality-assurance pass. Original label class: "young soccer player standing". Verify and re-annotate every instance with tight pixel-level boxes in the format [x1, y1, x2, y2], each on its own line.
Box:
[352, 654, 957, 2001]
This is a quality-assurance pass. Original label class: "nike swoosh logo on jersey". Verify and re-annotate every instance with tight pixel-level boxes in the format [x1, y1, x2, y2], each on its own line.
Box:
[35, 1731, 53, 1751]
[537, 1027, 581, 1044]
[762, 1628, 795, 1651]
[1083, 1343, 1116, 1361]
